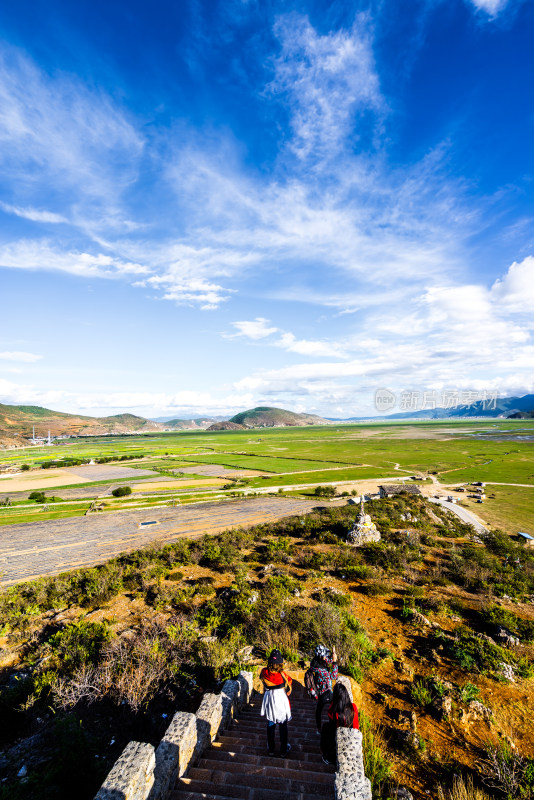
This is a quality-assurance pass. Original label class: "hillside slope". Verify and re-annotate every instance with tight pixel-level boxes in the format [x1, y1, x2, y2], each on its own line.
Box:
[0, 403, 163, 442]
[229, 406, 328, 427]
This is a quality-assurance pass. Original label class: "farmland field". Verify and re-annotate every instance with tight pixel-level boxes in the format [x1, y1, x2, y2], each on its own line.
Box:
[0, 419, 533, 538]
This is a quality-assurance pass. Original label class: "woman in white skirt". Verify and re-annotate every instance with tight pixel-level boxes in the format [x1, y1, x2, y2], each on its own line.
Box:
[260, 649, 292, 757]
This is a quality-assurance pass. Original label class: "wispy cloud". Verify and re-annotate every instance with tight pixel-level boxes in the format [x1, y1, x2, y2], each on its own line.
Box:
[229, 318, 279, 339]
[270, 13, 384, 162]
[467, 0, 510, 16]
[0, 240, 149, 277]
[0, 202, 67, 224]
[0, 351, 42, 362]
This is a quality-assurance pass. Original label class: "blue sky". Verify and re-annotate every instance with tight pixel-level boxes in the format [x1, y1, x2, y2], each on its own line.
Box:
[0, 0, 533, 419]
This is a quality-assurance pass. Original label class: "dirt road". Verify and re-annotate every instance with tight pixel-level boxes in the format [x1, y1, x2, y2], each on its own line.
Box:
[0, 496, 319, 586]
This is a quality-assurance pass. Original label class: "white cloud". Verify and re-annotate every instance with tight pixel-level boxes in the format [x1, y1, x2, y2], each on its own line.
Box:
[0, 203, 67, 224]
[270, 14, 384, 162]
[0, 240, 149, 277]
[0, 351, 42, 362]
[468, 0, 509, 16]
[274, 332, 346, 358]
[0, 47, 142, 203]
[0, 378, 256, 417]
[231, 318, 279, 339]
[490, 256, 534, 313]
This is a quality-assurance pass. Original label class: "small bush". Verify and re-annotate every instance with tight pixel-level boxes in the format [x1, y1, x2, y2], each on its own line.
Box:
[28, 491, 46, 502]
[111, 486, 132, 497]
[410, 679, 433, 707]
[458, 683, 480, 703]
[480, 739, 534, 799]
[359, 581, 392, 596]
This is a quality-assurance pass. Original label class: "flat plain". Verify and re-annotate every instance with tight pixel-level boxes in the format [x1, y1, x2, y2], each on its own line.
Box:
[0, 419, 532, 538]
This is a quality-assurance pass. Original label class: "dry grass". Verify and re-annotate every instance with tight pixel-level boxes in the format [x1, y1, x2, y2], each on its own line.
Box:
[438, 775, 491, 800]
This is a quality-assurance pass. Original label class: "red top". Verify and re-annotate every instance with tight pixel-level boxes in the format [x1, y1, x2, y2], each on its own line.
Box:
[260, 667, 293, 688]
[328, 703, 359, 730]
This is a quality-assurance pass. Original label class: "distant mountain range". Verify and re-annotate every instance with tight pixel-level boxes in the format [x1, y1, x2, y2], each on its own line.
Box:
[330, 393, 534, 421]
[151, 415, 228, 426]
[1, 394, 532, 450]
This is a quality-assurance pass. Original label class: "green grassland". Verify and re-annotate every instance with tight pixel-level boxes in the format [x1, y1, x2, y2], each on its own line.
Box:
[1, 419, 533, 532]
[463, 484, 534, 535]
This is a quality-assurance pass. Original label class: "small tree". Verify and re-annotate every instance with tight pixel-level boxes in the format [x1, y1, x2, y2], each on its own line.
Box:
[112, 486, 132, 498]
[314, 485, 336, 498]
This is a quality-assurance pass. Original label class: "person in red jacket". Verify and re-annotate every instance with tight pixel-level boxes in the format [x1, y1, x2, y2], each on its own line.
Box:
[260, 649, 293, 757]
[320, 682, 359, 765]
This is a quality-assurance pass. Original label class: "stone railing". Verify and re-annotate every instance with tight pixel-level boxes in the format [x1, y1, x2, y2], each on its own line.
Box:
[335, 675, 372, 800]
[94, 670, 253, 800]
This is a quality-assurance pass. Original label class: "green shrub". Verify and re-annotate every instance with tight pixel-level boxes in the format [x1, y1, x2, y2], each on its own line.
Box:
[411, 679, 433, 707]
[458, 682, 480, 703]
[483, 604, 534, 641]
[480, 739, 534, 799]
[265, 536, 294, 562]
[28, 491, 46, 502]
[111, 486, 132, 497]
[47, 620, 113, 672]
[359, 581, 392, 596]
[341, 565, 374, 580]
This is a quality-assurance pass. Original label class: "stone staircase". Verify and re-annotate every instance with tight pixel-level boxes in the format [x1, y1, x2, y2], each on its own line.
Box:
[170, 682, 336, 800]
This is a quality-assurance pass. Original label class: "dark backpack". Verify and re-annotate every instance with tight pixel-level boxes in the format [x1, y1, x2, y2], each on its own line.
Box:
[304, 667, 318, 699]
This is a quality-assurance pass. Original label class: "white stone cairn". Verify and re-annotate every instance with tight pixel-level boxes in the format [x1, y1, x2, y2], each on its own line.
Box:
[346, 496, 380, 546]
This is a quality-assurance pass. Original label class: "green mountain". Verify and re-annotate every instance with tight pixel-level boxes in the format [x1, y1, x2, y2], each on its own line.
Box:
[229, 406, 328, 428]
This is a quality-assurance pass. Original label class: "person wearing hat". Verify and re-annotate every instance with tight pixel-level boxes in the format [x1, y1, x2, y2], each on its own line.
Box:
[260, 649, 293, 757]
[309, 644, 338, 733]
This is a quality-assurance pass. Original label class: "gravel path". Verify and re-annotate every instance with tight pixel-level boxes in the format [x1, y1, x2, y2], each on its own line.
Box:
[0, 496, 318, 586]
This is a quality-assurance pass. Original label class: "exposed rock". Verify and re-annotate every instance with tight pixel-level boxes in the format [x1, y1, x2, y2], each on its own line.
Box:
[394, 729, 419, 750]
[392, 789, 414, 800]
[500, 663, 516, 683]
[475, 633, 495, 645]
[431, 695, 452, 720]
[460, 700, 492, 725]
[412, 611, 432, 627]
[494, 625, 520, 647]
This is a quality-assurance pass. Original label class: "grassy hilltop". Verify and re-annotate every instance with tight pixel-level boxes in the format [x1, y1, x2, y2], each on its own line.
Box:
[229, 406, 328, 427]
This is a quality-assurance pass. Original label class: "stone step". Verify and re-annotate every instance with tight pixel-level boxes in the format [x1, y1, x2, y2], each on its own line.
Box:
[195, 760, 334, 782]
[213, 737, 323, 756]
[201, 750, 335, 773]
[229, 723, 319, 736]
[177, 772, 333, 797]
[170, 788, 330, 800]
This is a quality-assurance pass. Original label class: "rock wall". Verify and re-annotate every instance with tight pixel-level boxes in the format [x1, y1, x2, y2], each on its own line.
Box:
[94, 671, 253, 800]
[335, 676, 372, 800]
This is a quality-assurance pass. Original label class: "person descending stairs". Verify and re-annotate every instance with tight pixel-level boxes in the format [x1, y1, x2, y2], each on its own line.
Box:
[170, 679, 336, 800]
